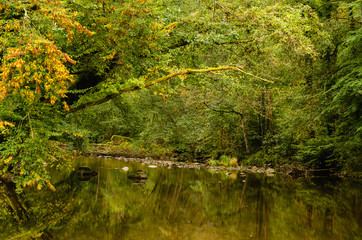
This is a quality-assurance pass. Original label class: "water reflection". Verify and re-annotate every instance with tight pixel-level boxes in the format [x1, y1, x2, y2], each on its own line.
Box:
[0, 156, 361, 240]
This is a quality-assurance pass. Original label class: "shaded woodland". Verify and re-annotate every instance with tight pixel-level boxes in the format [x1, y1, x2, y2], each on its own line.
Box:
[0, 0, 361, 191]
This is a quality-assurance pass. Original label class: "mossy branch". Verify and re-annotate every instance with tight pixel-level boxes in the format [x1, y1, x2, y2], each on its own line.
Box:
[67, 66, 273, 113]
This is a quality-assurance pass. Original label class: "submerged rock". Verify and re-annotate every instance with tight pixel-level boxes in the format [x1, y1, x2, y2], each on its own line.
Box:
[76, 167, 97, 181]
[127, 170, 148, 180]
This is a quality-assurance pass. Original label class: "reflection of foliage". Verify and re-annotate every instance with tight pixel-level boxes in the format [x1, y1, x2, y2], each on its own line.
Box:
[1, 157, 361, 239]
[0, 177, 74, 239]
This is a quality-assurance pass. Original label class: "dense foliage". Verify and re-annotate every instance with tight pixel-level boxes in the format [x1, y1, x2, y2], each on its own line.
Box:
[0, 0, 361, 191]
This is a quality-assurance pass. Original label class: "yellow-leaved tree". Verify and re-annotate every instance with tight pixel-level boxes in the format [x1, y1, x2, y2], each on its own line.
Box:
[0, 0, 93, 192]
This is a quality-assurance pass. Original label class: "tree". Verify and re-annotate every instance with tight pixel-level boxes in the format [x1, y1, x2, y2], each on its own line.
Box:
[1, 0, 357, 193]
[0, 0, 93, 191]
[0, 0, 266, 191]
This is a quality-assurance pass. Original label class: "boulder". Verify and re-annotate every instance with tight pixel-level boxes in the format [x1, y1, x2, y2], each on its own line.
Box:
[76, 167, 97, 181]
[127, 170, 148, 180]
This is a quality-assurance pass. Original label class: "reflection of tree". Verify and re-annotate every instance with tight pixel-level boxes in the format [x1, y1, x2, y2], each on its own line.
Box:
[1, 181, 28, 222]
[266, 176, 362, 240]
[255, 176, 269, 240]
[1, 157, 361, 240]
[0, 178, 72, 240]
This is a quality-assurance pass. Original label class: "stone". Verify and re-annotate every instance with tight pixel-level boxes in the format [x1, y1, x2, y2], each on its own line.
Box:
[127, 170, 147, 180]
[76, 167, 97, 181]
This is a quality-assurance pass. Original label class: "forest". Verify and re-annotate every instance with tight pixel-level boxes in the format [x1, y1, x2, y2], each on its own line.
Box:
[0, 0, 361, 192]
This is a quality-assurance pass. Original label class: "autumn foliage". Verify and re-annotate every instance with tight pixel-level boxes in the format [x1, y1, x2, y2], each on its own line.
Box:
[0, 38, 75, 106]
[0, 0, 89, 192]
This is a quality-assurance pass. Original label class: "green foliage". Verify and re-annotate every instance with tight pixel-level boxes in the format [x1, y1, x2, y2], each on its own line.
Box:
[61, 130, 90, 154]
[220, 155, 238, 167]
[295, 137, 336, 168]
[1, 0, 361, 196]
[0, 134, 70, 193]
[92, 134, 172, 159]
[208, 155, 238, 167]
[64, 0, 359, 173]
[0, 97, 72, 192]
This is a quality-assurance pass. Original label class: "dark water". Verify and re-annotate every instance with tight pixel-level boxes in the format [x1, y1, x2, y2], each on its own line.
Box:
[1, 157, 361, 240]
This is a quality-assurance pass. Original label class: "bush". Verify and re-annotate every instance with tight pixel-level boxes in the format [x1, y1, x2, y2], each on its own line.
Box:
[61, 131, 90, 154]
[208, 155, 238, 167]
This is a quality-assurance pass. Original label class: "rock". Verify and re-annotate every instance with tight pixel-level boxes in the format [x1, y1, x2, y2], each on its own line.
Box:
[76, 167, 97, 181]
[275, 164, 305, 177]
[266, 168, 275, 176]
[127, 170, 148, 180]
[250, 166, 258, 172]
[122, 167, 129, 171]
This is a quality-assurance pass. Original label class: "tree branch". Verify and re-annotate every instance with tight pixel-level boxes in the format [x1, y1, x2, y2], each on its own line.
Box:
[215, 2, 242, 21]
[204, 101, 250, 154]
[168, 38, 254, 49]
[67, 66, 273, 113]
[204, 101, 243, 117]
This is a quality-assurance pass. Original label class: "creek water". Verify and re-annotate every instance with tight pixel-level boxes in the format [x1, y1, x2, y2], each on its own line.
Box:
[1, 156, 361, 240]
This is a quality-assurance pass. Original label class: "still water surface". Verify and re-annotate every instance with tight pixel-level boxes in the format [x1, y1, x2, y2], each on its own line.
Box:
[1, 156, 361, 240]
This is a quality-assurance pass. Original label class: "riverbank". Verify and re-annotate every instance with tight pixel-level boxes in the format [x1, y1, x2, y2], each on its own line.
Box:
[84, 143, 360, 178]
[89, 152, 360, 178]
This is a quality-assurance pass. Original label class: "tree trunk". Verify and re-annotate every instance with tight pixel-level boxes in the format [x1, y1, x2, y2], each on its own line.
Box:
[240, 117, 250, 154]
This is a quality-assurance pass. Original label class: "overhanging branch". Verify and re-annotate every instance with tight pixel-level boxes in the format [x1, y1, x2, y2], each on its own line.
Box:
[67, 66, 273, 113]
[168, 38, 255, 49]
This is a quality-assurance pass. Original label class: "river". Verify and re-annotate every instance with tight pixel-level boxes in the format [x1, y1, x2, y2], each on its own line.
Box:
[1, 156, 361, 239]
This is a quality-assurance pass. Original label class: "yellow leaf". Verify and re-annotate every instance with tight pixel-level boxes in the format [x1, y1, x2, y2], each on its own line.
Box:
[4, 156, 12, 164]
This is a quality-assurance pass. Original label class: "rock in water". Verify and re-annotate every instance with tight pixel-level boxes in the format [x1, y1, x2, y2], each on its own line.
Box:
[266, 168, 275, 176]
[127, 170, 148, 180]
[76, 167, 97, 181]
